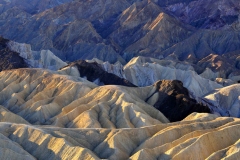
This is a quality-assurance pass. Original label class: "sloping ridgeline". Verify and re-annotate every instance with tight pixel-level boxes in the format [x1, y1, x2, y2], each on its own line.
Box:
[0, 37, 28, 71]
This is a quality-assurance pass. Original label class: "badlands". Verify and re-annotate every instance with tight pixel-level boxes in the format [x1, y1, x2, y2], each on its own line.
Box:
[0, 30, 240, 160]
[0, 0, 239, 159]
[0, 69, 239, 159]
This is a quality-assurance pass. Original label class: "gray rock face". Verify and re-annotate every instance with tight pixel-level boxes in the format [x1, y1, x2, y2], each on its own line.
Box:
[89, 57, 240, 118]
[0, 0, 239, 80]
[59, 60, 136, 87]
[162, 30, 240, 61]
[89, 56, 222, 99]
[0, 0, 238, 61]
[1, 1, 240, 159]
[160, 30, 240, 80]
[8, 41, 67, 70]
[0, 68, 239, 160]
[0, 0, 130, 63]
[0, 36, 67, 71]
[202, 84, 240, 117]
[0, 0, 74, 14]
[163, 0, 240, 29]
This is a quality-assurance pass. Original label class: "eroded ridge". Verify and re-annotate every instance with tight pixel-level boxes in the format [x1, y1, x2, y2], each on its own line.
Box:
[0, 113, 239, 159]
[0, 69, 168, 129]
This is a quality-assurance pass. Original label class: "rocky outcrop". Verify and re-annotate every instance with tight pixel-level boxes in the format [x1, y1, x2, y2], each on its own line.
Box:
[118, 2, 194, 61]
[147, 80, 210, 122]
[0, 37, 28, 71]
[0, 0, 130, 63]
[202, 84, 240, 117]
[0, 68, 239, 159]
[162, 29, 240, 62]
[87, 58, 126, 79]
[197, 53, 240, 79]
[0, 36, 68, 71]
[0, 0, 239, 75]
[8, 40, 67, 70]
[88, 57, 240, 118]
[0, 1, 240, 159]
[0, 68, 168, 128]
[92, 56, 222, 98]
[60, 60, 136, 86]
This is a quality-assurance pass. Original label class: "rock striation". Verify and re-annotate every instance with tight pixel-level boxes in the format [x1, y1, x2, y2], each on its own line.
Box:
[55, 63, 213, 122]
[8, 40, 67, 70]
[0, 0, 74, 14]
[0, 0, 130, 63]
[0, 36, 67, 71]
[0, 68, 169, 128]
[90, 56, 222, 98]
[0, 112, 240, 159]
[0, 68, 238, 159]
[163, 0, 240, 29]
[202, 84, 240, 117]
[0, 1, 239, 159]
[0, 0, 240, 75]
[88, 57, 240, 118]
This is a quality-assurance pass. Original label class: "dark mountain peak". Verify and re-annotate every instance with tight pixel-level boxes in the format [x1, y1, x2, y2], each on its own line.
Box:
[154, 80, 187, 95]
[0, 36, 9, 49]
[63, 60, 136, 87]
[150, 80, 210, 122]
[0, 0, 239, 82]
[0, 36, 28, 71]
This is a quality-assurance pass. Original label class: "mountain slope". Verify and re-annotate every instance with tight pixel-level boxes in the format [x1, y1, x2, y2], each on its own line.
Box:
[0, 68, 169, 128]
[90, 57, 240, 118]
[0, 1, 240, 159]
[163, 0, 240, 29]
[202, 84, 240, 117]
[1, 113, 240, 159]
[0, 37, 28, 71]
[0, 0, 239, 71]
[162, 30, 240, 63]
[0, 0, 74, 14]
[8, 40, 67, 70]
[0, 0, 130, 63]
[59, 61, 211, 121]
[59, 60, 136, 86]
[0, 69, 238, 159]
[90, 56, 222, 98]
[0, 36, 67, 71]
[148, 80, 210, 122]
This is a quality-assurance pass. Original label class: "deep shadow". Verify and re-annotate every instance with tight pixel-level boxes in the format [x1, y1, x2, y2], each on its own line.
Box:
[150, 80, 210, 122]
[0, 37, 28, 71]
[61, 60, 136, 87]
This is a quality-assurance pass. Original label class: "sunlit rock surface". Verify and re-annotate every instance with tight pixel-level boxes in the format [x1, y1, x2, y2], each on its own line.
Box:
[0, 0, 239, 159]
[0, 68, 239, 159]
[0, 0, 240, 72]
[0, 69, 169, 128]
[1, 112, 240, 159]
